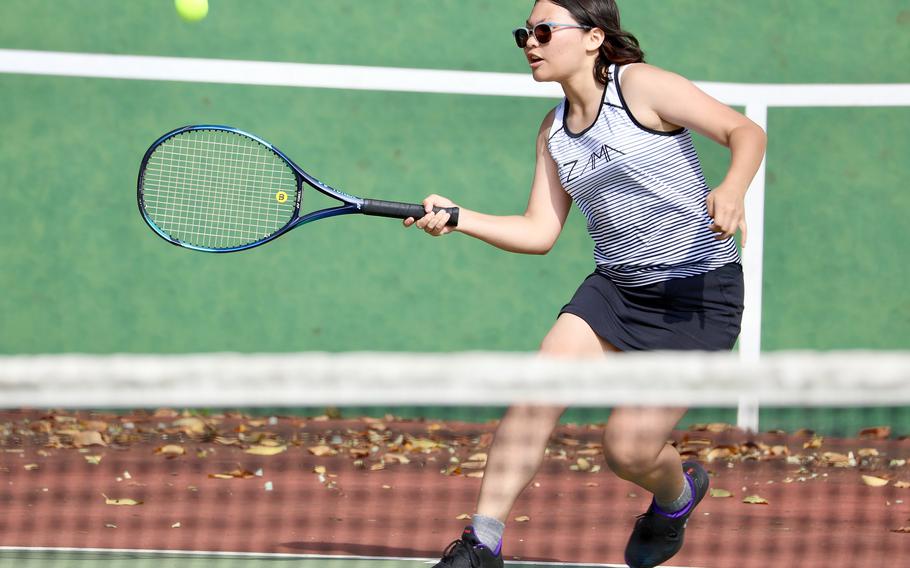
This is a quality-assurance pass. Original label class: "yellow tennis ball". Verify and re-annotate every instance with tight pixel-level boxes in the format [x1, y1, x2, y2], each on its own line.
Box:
[175, 0, 208, 22]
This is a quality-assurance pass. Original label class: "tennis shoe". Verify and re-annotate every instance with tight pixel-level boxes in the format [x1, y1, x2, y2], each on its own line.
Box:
[624, 461, 710, 568]
[432, 526, 504, 568]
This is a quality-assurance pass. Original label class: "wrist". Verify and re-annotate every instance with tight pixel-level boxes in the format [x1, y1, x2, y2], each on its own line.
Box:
[716, 180, 749, 196]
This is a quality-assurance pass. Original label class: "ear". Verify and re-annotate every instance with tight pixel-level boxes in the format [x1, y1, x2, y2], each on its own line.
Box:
[586, 27, 605, 51]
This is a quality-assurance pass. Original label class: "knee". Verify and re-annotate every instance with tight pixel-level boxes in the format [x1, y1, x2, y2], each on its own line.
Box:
[602, 444, 660, 480]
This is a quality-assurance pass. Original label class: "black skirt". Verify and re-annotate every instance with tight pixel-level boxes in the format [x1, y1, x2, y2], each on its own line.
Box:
[559, 263, 744, 351]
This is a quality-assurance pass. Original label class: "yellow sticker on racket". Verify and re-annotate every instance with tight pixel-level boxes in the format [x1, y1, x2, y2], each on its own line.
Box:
[275, 191, 288, 204]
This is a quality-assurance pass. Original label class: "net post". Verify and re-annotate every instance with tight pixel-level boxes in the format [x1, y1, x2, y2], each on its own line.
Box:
[738, 103, 768, 362]
[735, 102, 767, 433]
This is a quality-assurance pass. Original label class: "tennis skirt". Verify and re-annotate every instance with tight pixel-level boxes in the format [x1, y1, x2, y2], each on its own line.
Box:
[559, 263, 744, 351]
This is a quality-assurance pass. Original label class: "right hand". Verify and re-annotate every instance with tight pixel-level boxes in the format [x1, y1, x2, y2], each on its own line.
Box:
[403, 194, 458, 237]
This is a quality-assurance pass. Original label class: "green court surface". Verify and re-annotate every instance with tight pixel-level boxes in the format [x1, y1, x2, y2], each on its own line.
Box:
[1, 0, 908, 355]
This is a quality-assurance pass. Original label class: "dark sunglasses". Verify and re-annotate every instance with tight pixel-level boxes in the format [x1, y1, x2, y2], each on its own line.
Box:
[512, 22, 592, 48]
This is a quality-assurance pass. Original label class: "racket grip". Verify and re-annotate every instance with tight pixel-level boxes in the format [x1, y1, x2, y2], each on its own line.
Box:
[362, 199, 459, 226]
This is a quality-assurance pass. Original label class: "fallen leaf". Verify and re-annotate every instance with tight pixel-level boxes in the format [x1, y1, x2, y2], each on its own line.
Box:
[208, 469, 255, 479]
[307, 445, 336, 457]
[456, 513, 471, 520]
[73, 431, 106, 448]
[173, 417, 207, 435]
[891, 526, 910, 533]
[383, 453, 411, 464]
[245, 445, 287, 456]
[859, 426, 891, 439]
[84, 455, 103, 465]
[466, 471, 484, 478]
[822, 452, 853, 467]
[155, 445, 185, 458]
[706, 446, 737, 462]
[171, 522, 181, 528]
[82, 420, 108, 431]
[770, 445, 789, 458]
[862, 475, 890, 487]
[743, 495, 769, 505]
[514, 515, 530, 522]
[24, 464, 39, 471]
[407, 438, 441, 452]
[710, 488, 733, 498]
[103, 494, 143, 506]
[803, 435, 824, 449]
[894, 481, 910, 489]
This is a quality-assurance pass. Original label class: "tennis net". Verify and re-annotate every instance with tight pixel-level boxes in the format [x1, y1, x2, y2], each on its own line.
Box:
[0, 351, 908, 567]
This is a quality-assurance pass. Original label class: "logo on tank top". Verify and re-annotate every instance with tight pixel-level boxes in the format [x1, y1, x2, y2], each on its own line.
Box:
[561, 143, 625, 184]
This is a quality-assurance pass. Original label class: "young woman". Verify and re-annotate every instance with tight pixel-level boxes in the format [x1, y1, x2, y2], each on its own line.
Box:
[405, 1, 766, 567]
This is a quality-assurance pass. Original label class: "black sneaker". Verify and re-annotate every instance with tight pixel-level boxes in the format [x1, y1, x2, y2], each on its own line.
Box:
[624, 461, 710, 568]
[432, 526, 504, 568]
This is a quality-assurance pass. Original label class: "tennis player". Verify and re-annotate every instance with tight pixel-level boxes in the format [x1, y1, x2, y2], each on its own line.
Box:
[406, 1, 766, 566]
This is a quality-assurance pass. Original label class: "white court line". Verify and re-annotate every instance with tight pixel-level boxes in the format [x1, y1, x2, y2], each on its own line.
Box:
[0, 546, 707, 567]
[1, 49, 909, 106]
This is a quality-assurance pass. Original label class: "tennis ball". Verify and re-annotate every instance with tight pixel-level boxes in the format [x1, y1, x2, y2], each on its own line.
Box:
[175, 0, 208, 22]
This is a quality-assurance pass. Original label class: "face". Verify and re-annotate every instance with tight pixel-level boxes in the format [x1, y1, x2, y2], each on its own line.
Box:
[520, 1, 598, 83]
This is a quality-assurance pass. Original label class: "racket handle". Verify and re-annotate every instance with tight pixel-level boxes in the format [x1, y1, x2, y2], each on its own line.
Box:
[362, 199, 459, 226]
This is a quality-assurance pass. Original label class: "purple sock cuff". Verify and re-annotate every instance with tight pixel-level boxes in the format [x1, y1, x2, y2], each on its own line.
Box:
[652, 470, 697, 519]
[492, 538, 502, 556]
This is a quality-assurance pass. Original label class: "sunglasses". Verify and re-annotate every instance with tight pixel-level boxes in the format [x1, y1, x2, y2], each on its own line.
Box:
[512, 22, 592, 48]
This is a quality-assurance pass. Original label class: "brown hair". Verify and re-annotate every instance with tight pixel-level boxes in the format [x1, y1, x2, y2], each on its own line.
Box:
[539, 0, 645, 85]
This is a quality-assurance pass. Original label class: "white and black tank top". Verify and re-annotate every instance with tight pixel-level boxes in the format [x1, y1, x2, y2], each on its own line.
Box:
[546, 63, 740, 287]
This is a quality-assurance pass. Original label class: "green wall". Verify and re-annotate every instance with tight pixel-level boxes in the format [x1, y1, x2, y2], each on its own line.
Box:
[2, 1, 908, 353]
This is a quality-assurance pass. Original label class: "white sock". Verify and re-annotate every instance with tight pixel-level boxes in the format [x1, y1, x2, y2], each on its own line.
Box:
[655, 474, 693, 514]
[471, 514, 504, 552]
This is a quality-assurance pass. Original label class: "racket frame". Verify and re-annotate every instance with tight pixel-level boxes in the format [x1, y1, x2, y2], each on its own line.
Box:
[138, 124, 430, 253]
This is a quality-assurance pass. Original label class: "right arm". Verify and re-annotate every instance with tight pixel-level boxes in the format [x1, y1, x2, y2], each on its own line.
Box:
[406, 110, 572, 255]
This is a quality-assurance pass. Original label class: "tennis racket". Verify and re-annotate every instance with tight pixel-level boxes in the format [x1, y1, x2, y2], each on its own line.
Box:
[137, 125, 458, 252]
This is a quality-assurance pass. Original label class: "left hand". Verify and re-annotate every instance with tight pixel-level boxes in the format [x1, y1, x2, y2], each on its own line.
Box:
[706, 184, 747, 246]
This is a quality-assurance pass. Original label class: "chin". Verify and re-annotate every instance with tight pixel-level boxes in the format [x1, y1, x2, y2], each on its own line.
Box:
[531, 68, 555, 83]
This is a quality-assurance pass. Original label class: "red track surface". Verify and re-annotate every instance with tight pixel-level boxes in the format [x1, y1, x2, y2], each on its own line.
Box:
[1, 410, 908, 567]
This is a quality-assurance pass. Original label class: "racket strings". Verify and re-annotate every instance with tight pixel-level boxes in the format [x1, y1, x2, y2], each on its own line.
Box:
[141, 130, 298, 249]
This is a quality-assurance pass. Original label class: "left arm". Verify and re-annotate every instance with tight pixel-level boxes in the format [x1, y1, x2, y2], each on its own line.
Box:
[621, 64, 767, 246]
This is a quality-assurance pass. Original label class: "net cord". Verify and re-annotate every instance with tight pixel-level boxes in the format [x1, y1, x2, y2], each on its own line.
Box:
[0, 351, 907, 410]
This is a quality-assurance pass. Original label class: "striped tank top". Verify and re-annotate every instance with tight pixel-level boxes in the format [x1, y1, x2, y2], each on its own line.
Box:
[547, 64, 740, 287]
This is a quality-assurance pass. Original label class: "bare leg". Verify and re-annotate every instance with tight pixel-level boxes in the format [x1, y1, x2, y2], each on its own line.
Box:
[475, 313, 618, 521]
[602, 406, 688, 504]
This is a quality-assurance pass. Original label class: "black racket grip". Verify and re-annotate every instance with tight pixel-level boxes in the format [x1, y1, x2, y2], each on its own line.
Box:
[361, 199, 459, 226]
